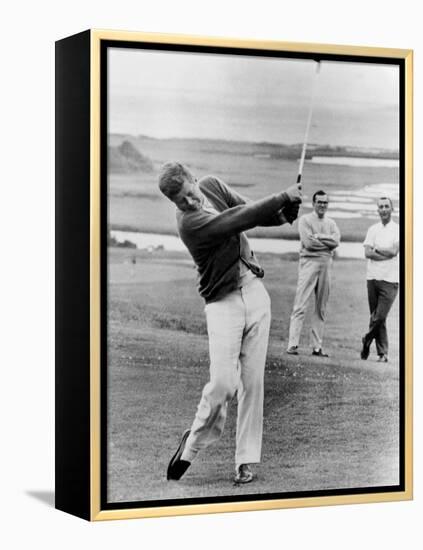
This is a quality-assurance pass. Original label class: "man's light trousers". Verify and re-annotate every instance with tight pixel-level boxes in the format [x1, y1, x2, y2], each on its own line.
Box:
[288, 256, 332, 350]
[183, 277, 271, 466]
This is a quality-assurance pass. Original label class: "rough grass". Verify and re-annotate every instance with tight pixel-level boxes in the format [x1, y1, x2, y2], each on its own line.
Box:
[106, 247, 400, 504]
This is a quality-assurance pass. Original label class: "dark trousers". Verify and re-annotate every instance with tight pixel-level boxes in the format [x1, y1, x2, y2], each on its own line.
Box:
[364, 279, 398, 356]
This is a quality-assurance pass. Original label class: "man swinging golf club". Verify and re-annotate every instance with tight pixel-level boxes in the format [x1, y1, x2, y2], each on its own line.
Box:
[158, 162, 302, 484]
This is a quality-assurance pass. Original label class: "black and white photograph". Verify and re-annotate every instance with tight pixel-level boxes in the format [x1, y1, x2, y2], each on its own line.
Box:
[4, 0, 422, 544]
[104, 40, 406, 507]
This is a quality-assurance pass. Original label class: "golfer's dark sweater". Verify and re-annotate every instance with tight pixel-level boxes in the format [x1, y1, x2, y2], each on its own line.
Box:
[176, 176, 290, 303]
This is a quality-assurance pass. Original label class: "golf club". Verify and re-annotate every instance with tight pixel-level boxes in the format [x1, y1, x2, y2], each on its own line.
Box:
[296, 60, 321, 185]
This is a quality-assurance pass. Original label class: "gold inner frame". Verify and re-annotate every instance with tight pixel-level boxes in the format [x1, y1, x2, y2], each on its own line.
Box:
[89, 29, 413, 521]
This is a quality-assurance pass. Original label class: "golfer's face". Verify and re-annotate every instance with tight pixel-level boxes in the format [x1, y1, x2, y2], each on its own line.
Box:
[313, 195, 328, 217]
[377, 199, 393, 223]
[173, 178, 203, 212]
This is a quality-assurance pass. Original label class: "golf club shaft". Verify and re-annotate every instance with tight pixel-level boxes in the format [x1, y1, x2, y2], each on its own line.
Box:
[296, 61, 321, 184]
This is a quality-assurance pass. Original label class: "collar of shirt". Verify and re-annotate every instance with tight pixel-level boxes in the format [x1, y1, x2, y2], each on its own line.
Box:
[311, 211, 326, 220]
[379, 219, 394, 228]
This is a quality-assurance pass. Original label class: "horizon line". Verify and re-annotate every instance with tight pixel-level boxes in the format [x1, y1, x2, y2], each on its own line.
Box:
[108, 132, 399, 154]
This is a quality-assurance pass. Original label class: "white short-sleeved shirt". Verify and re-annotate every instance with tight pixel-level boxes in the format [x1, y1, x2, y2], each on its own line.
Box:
[363, 220, 399, 283]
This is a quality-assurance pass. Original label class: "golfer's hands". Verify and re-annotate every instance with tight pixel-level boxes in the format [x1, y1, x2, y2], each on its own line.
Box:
[285, 182, 302, 203]
[281, 183, 302, 224]
[281, 202, 300, 224]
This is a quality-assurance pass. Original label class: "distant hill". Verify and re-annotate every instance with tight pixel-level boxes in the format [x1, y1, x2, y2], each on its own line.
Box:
[108, 140, 154, 173]
[109, 134, 399, 162]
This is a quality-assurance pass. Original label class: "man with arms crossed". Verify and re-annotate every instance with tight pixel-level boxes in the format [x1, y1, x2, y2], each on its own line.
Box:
[158, 162, 302, 484]
[287, 190, 340, 357]
[361, 197, 399, 363]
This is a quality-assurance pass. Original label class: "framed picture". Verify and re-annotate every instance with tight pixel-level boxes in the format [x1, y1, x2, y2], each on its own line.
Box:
[55, 29, 413, 521]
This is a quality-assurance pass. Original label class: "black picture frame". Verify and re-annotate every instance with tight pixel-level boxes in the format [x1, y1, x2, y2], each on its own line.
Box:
[55, 29, 413, 521]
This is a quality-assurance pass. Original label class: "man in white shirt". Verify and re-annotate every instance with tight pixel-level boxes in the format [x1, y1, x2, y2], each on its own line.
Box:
[287, 190, 340, 356]
[361, 197, 399, 362]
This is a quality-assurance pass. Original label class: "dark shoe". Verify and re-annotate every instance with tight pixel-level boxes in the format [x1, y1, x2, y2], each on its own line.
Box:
[287, 346, 298, 355]
[167, 429, 191, 480]
[360, 336, 370, 360]
[234, 464, 254, 485]
[377, 354, 388, 363]
[312, 348, 329, 357]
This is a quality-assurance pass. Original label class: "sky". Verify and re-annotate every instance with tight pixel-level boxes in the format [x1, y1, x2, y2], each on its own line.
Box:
[108, 47, 400, 150]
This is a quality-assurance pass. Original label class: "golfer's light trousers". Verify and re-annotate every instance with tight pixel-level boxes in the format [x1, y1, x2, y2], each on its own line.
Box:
[182, 276, 271, 466]
[288, 256, 332, 350]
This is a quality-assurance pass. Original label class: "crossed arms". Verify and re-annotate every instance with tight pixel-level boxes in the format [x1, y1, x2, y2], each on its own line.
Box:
[364, 242, 399, 261]
[298, 216, 341, 252]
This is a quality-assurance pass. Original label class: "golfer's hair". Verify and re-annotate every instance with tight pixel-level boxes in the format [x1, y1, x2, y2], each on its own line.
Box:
[158, 162, 194, 200]
[312, 189, 328, 203]
[378, 196, 394, 210]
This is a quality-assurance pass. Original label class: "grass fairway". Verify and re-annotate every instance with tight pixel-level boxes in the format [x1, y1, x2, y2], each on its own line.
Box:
[107, 248, 400, 504]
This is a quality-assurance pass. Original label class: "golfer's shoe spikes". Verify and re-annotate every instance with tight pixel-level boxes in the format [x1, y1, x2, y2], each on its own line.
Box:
[167, 429, 191, 481]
